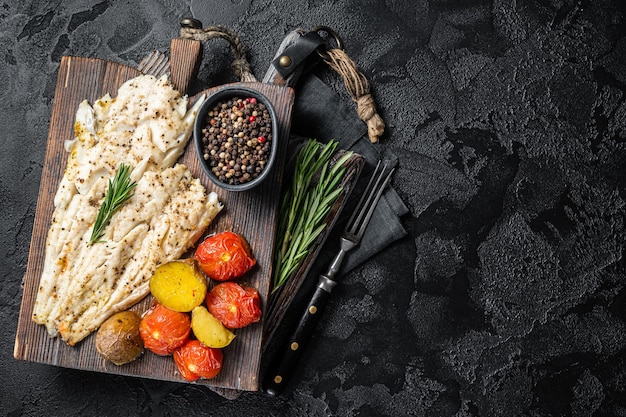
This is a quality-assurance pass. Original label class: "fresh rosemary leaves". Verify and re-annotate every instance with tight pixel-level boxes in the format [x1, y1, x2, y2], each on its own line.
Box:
[89, 163, 137, 245]
[272, 139, 352, 292]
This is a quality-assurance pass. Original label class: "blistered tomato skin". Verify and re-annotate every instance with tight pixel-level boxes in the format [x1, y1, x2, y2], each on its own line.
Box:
[194, 231, 256, 281]
[173, 339, 223, 381]
[206, 282, 262, 329]
[139, 303, 191, 356]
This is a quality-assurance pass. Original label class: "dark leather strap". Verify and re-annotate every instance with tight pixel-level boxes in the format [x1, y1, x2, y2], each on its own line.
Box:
[271, 31, 326, 81]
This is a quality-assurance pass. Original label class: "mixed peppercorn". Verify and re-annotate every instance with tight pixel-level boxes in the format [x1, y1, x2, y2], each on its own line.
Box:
[200, 96, 272, 186]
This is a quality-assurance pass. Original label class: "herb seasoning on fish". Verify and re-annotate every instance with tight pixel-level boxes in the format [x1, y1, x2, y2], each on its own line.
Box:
[200, 97, 272, 185]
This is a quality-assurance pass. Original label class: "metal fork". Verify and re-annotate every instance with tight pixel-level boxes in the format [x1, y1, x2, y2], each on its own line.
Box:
[320, 160, 394, 288]
[264, 160, 395, 396]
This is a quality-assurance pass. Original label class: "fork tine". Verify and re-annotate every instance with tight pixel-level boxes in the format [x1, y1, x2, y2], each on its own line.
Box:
[351, 167, 394, 240]
[347, 162, 387, 234]
[345, 161, 395, 241]
[345, 161, 383, 233]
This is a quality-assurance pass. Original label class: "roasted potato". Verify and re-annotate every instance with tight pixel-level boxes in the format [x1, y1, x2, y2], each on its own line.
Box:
[149, 259, 207, 312]
[95, 311, 143, 365]
[191, 306, 235, 348]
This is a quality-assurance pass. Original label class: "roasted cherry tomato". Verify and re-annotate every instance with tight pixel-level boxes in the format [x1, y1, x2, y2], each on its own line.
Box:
[173, 339, 223, 381]
[139, 303, 191, 356]
[205, 282, 262, 329]
[194, 231, 256, 281]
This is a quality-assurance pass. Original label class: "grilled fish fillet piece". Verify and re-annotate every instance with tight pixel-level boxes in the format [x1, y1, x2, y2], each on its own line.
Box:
[65, 74, 199, 194]
[32, 74, 221, 346]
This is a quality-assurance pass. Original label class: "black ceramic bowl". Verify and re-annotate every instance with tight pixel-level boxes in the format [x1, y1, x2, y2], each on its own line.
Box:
[194, 86, 279, 192]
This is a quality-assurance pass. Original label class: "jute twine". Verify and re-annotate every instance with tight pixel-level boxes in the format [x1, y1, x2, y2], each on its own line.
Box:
[322, 48, 385, 143]
[180, 25, 258, 83]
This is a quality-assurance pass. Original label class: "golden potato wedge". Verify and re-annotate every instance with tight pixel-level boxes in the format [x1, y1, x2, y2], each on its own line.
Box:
[191, 306, 236, 348]
[149, 259, 207, 312]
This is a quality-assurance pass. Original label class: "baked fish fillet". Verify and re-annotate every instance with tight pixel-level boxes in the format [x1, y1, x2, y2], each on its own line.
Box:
[32, 75, 222, 346]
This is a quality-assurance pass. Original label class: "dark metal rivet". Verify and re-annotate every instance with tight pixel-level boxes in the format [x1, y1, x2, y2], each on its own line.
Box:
[180, 17, 202, 29]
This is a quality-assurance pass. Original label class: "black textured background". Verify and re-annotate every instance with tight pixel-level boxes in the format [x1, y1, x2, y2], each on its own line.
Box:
[2, 1, 626, 416]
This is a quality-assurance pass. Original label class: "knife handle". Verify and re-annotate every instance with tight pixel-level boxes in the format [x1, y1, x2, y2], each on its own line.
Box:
[263, 276, 337, 396]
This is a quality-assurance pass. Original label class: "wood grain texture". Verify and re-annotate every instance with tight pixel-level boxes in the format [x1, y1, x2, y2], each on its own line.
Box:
[169, 38, 202, 93]
[14, 55, 295, 392]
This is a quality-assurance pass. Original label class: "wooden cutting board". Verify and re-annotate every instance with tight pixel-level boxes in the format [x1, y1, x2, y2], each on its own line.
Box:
[14, 38, 295, 393]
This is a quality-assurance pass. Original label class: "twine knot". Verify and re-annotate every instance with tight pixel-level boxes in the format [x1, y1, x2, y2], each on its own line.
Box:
[356, 94, 385, 142]
[323, 48, 385, 143]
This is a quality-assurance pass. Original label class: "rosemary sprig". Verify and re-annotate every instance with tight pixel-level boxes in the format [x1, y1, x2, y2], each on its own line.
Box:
[272, 139, 352, 292]
[89, 163, 137, 245]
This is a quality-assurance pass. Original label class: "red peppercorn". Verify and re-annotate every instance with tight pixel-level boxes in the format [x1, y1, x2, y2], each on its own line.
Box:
[245, 97, 257, 104]
[258, 136, 266, 144]
[249, 115, 256, 123]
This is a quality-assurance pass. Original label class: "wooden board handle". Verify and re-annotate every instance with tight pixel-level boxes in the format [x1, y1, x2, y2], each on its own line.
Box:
[170, 38, 202, 95]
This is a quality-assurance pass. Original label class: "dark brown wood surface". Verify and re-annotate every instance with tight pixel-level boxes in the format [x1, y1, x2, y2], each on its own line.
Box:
[14, 51, 295, 392]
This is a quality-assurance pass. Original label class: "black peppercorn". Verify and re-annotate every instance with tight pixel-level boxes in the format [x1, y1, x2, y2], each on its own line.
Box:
[201, 96, 273, 185]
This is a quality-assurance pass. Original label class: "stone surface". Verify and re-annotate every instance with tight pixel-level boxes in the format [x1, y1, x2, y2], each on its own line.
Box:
[2, 0, 626, 416]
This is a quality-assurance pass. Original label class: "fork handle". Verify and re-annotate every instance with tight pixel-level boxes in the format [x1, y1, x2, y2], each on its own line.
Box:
[263, 275, 337, 396]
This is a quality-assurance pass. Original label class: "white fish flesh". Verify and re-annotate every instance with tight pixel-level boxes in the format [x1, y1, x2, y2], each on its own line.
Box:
[32, 75, 221, 346]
